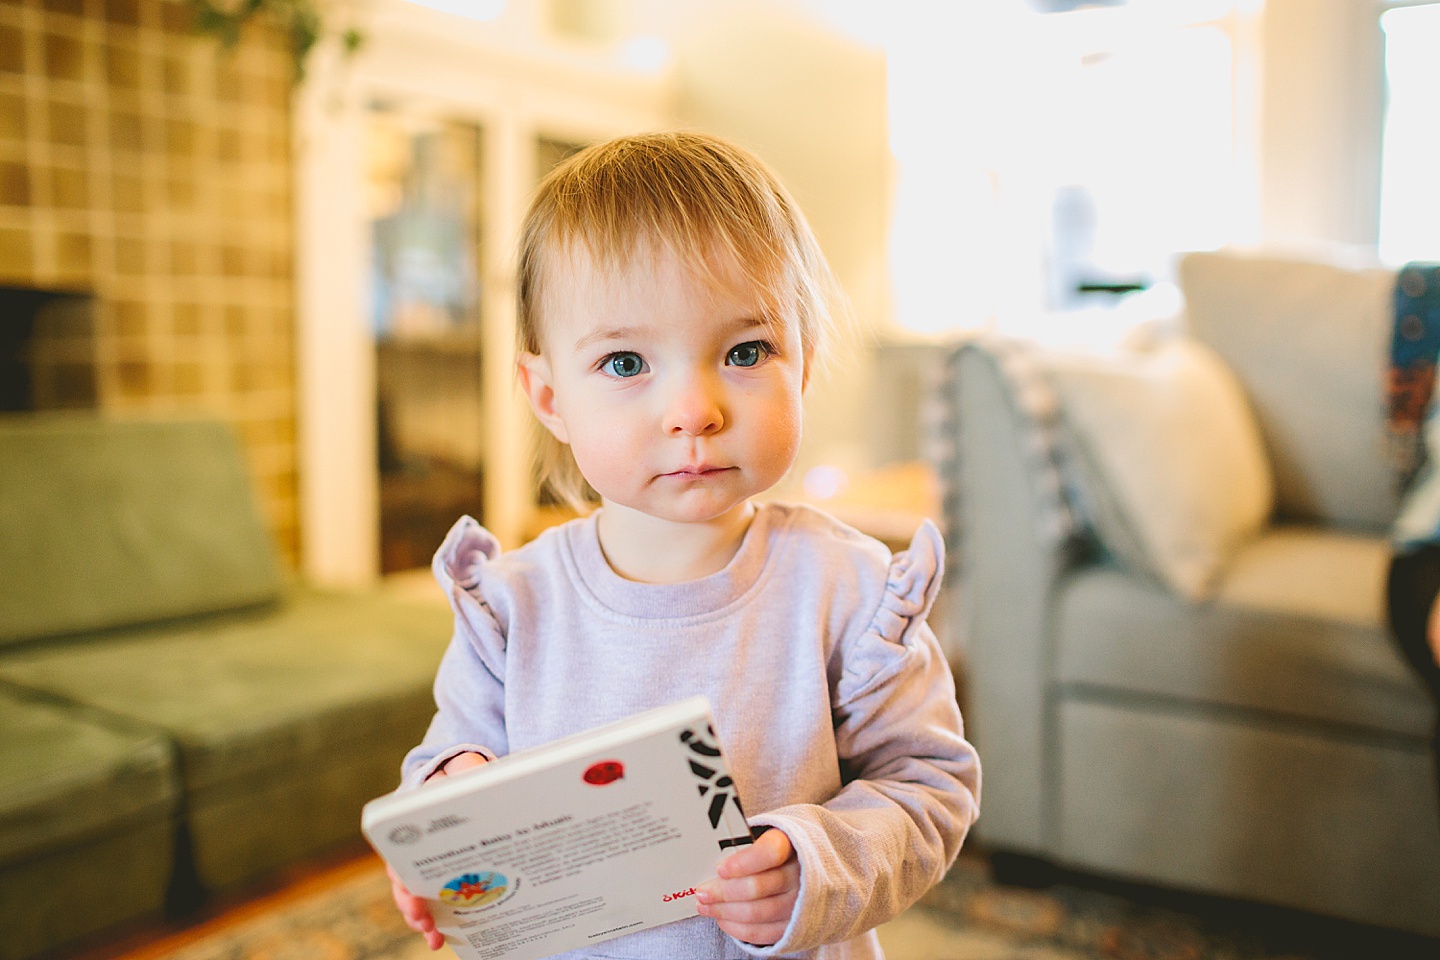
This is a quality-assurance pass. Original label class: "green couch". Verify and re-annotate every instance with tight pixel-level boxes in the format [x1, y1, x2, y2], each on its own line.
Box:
[942, 250, 1440, 940]
[0, 415, 453, 960]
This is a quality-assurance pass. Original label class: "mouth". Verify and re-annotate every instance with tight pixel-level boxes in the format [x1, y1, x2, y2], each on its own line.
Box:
[662, 464, 732, 479]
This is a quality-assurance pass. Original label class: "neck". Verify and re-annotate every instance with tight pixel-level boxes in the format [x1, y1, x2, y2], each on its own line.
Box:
[595, 502, 757, 583]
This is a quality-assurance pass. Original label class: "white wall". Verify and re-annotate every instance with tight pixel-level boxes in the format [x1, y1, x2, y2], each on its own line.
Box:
[628, 0, 894, 482]
[1258, 0, 1385, 249]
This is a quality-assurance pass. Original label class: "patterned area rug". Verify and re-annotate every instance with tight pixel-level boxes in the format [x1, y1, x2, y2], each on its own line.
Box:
[114, 851, 1435, 960]
[915, 855, 1437, 960]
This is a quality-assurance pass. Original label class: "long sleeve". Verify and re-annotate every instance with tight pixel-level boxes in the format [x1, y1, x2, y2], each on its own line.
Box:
[743, 521, 981, 956]
[399, 517, 510, 790]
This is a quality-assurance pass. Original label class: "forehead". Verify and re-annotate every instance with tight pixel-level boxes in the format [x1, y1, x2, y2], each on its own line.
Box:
[557, 236, 742, 292]
[539, 238, 787, 333]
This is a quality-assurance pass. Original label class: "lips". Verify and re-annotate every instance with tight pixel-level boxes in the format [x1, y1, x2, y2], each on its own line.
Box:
[663, 464, 730, 478]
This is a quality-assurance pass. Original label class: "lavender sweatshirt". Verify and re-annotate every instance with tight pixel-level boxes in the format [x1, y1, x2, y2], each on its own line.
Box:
[402, 502, 980, 959]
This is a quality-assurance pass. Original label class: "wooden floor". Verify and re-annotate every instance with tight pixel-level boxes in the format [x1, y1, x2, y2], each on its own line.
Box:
[59, 842, 386, 960]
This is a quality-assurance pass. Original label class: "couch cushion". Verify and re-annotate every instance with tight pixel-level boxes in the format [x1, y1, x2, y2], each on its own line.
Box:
[0, 588, 453, 887]
[1177, 250, 1396, 532]
[0, 690, 176, 868]
[0, 415, 283, 646]
[1212, 525, 1389, 626]
[1054, 527, 1430, 739]
[1043, 340, 1273, 600]
[0, 588, 451, 794]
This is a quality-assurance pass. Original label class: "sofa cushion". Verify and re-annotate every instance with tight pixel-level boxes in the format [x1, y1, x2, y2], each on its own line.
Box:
[1056, 699, 1440, 937]
[1212, 525, 1389, 626]
[0, 588, 453, 887]
[1177, 250, 1396, 533]
[1053, 528, 1430, 739]
[1043, 340, 1273, 600]
[0, 690, 176, 869]
[0, 415, 283, 647]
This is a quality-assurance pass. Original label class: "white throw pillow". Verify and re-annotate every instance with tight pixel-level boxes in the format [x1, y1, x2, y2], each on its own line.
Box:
[1043, 340, 1274, 600]
[1178, 250, 1395, 531]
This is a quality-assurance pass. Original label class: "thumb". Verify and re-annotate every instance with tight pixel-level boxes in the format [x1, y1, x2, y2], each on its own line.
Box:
[429, 752, 488, 782]
[718, 827, 792, 879]
[444, 752, 488, 775]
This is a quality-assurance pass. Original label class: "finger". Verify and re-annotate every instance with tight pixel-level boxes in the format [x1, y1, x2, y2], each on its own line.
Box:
[387, 866, 421, 915]
[697, 889, 795, 924]
[387, 873, 445, 951]
[697, 860, 798, 905]
[395, 893, 434, 933]
[426, 751, 487, 782]
[387, 865, 435, 932]
[444, 752, 488, 775]
[715, 828, 793, 879]
[712, 913, 789, 947]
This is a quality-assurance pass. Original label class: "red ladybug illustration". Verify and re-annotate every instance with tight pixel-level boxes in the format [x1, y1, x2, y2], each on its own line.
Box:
[584, 760, 624, 785]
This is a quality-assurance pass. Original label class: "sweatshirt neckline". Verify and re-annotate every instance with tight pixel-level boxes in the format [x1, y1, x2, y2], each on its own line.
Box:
[564, 505, 777, 620]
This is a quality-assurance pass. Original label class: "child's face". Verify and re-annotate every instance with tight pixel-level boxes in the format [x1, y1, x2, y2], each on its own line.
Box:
[520, 242, 806, 527]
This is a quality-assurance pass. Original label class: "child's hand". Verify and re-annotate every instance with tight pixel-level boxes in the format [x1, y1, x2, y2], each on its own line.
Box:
[426, 751, 488, 782]
[695, 828, 800, 946]
[389, 752, 489, 950]
[388, 864, 446, 951]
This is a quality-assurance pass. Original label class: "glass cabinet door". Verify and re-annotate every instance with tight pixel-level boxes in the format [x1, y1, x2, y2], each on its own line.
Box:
[366, 107, 486, 572]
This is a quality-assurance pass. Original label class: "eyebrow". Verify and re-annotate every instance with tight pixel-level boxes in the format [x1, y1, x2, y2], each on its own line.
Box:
[572, 315, 772, 353]
[573, 326, 644, 352]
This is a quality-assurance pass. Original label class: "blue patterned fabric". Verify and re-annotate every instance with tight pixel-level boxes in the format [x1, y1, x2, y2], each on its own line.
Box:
[1388, 263, 1440, 547]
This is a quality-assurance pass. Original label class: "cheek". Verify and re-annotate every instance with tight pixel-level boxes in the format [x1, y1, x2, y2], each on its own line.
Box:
[755, 393, 804, 471]
[565, 417, 638, 493]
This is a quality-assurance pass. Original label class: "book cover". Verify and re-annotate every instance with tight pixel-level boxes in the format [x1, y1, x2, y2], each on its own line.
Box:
[362, 696, 753, 960]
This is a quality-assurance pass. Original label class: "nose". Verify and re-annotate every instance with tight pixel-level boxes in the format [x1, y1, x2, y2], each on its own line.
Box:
[663, 372, 724, 437]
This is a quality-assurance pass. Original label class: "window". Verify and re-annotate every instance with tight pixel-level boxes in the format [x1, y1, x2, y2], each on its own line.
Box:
[883, 1, 1255, 336]
[1377, 1, 1440, 264]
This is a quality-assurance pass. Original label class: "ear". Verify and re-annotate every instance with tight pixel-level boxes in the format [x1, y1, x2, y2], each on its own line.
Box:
[517, 352, 570, 445]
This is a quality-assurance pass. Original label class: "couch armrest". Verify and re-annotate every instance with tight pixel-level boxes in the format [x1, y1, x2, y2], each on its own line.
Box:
[947, 345, 1081, 853]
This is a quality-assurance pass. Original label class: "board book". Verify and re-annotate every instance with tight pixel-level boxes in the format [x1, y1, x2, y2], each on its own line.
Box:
[362, 696, 753, 960]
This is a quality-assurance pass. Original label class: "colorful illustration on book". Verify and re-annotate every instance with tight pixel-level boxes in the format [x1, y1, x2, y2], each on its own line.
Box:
[583, 760, 625, 785]
[440, 872, 508, 907]
[679, 723, 754, 851]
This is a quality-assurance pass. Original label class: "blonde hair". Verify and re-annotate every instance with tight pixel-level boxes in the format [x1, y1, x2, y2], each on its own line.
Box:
[517, 130, 844, 509]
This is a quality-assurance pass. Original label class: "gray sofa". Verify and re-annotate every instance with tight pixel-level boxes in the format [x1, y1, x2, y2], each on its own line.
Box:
[0, 415, 453, 960]
[943, 250, 1440, 937]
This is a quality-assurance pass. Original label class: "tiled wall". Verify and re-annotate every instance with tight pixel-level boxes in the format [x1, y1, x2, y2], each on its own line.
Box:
[0, 0, 300, 562]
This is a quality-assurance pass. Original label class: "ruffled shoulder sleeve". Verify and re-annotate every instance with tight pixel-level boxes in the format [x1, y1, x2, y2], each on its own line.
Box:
[835, 519, 946, 707]
[432, 515, 506, 681]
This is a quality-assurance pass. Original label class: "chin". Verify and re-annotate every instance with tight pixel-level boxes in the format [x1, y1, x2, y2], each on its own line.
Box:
[657, 502, 748, 525]
[623, 491, 754, 526]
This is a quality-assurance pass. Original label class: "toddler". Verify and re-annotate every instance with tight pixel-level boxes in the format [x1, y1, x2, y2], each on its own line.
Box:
[389, 131, 980, 958]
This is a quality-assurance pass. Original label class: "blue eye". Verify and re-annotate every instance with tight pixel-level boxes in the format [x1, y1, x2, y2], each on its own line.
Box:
[727, 341, 771, 368]
[602, 352, 647, 378]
